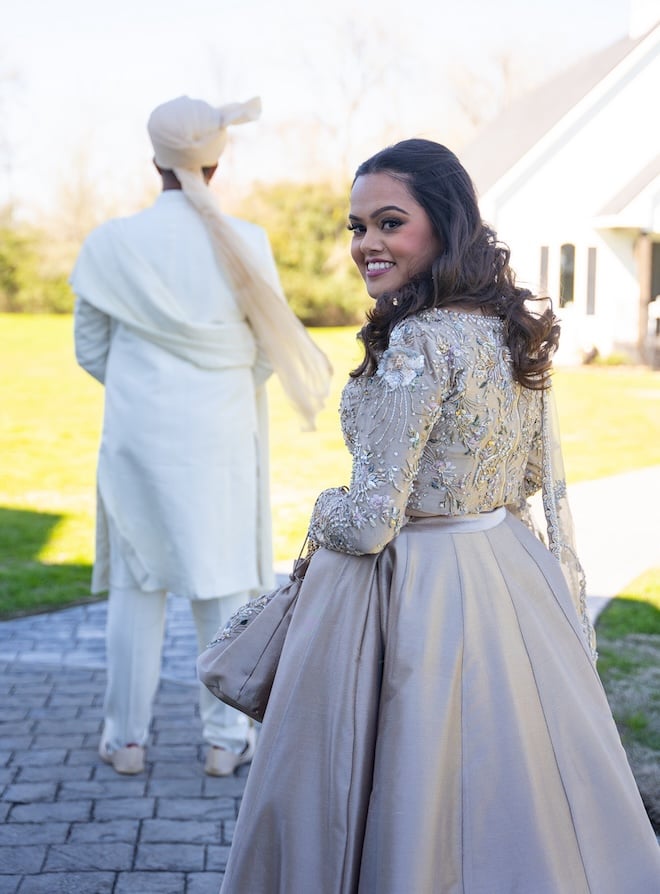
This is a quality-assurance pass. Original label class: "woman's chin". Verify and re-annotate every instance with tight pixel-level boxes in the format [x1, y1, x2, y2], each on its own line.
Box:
[365, 282, 389, 301]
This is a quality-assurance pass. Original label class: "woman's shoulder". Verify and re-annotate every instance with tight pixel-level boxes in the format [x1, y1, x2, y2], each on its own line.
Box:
[381, 312, 454, 386]
[391, 306, 503, 346]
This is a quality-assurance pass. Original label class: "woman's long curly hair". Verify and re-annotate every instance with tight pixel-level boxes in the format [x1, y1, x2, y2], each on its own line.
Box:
[350, 139, 559, 389]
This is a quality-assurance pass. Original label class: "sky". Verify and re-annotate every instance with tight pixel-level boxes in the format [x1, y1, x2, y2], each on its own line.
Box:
[0, 0, 641, 222]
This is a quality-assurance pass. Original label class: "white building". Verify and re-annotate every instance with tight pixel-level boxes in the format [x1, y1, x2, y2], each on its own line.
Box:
[461, 4, 660, 364]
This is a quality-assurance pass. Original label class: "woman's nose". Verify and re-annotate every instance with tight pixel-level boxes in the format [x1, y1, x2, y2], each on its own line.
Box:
[360, 227, 384, 254]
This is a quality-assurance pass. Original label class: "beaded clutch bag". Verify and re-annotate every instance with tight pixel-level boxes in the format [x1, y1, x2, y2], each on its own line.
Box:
[197, 550, 311, 722]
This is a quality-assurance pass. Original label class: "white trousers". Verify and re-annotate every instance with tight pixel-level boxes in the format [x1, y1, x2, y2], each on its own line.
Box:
[102, 585, 251, 753]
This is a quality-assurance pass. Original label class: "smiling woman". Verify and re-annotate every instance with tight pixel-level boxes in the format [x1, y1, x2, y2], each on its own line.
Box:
[217, 139, 660, 893]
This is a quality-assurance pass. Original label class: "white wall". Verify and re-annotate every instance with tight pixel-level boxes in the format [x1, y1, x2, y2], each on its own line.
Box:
[480, 29, 660, 361]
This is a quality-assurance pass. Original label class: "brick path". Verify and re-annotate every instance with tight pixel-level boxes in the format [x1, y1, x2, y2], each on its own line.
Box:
[0, 596, 249, 893]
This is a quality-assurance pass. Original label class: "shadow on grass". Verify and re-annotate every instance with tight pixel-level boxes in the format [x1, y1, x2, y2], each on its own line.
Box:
[0, 506, 99, 619]
[597, 595, 660, 641]
[595, 594, 660, 832]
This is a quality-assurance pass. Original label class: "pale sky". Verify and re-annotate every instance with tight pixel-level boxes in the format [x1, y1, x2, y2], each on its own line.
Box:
[0, 0, 639, 221]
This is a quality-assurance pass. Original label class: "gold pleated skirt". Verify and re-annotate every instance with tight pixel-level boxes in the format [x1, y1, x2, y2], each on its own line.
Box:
[220, 511, 660, 893]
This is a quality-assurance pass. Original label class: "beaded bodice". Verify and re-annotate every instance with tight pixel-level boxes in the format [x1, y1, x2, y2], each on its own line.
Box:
[309, 308, 543, 555]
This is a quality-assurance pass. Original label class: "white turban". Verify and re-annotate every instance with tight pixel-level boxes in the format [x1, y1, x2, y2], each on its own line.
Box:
[147, 95, 262, 170]
[144, 95, 331, 429]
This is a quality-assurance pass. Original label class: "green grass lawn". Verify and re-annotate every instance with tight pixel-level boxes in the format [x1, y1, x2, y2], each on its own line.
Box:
[2, 312, 660, 616]
[595, 567, 660, 829]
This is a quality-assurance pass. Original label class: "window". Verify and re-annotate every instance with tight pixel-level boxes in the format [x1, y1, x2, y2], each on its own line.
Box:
[539, 246, 549, 294]
[559, 244, 575, 307]
[586, 247, 597, 315]
[652, 242, 660, 300]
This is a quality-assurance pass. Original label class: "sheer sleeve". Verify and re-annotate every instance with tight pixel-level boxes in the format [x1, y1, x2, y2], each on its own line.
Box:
[504, 384, 595, 660]
[540, 387, 597, 661]
[308, 323, 448, 555]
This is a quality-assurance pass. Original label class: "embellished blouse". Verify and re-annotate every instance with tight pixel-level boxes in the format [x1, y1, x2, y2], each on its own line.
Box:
[308, 308, 543, 555]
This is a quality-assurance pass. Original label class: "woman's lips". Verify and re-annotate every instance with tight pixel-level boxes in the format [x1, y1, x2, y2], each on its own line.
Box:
[365, 261, 395, 278]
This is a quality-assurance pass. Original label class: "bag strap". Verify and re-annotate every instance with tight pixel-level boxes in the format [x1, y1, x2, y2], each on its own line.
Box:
[291, 534, 318, 582]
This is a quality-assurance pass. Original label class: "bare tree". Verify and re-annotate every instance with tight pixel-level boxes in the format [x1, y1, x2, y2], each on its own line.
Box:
[297, 18, 411, 180]
[48, 133, 157, 240]
[207, 17, 412, 186]
[449, 49, 537, 144]
[0, 57, 22, 223]
[50, 143, 111, 243]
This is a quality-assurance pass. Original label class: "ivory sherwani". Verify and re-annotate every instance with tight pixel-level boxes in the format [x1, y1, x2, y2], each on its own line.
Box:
[72, 191, 275, 599]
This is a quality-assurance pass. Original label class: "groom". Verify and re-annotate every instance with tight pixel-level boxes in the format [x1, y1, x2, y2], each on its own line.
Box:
[71, 95, 281, 776]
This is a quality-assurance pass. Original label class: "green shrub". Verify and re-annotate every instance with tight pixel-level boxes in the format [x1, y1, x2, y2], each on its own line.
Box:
[241, 180, 370, 326]
[0, 227, 75, 313]
[1, 180, 372, 323]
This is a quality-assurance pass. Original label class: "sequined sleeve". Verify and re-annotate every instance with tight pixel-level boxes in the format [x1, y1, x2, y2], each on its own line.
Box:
[523, 414, 543, 498]
[308, 323, 448, 555]
[506, 406, 543, 530]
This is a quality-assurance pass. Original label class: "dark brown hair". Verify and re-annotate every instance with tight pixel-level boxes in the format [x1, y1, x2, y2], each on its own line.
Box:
[350, 139, 559, 389]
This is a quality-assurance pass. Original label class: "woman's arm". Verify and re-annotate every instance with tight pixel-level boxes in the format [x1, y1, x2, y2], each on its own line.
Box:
[309, 323, 448, 554]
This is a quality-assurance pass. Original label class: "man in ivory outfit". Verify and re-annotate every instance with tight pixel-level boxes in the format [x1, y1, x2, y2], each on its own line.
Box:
[71, 95, 330, 776]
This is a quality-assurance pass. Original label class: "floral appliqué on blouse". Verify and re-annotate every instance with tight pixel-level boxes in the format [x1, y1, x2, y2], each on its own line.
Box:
[376, 345, 425, 388]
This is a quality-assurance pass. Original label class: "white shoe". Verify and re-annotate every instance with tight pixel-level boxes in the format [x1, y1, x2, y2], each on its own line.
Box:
[204, 727, 256, 777]
[99, 741, 146, 775]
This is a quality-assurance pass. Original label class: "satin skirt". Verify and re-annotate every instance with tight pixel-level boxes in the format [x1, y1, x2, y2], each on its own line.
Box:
[220, 511, 660, 893]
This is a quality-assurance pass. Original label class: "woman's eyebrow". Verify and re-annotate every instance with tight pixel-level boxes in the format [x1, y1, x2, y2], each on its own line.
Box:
[348, 204, 409, 221]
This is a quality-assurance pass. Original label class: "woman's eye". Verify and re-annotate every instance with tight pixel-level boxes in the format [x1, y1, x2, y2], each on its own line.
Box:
[381, 218, 402, 231]
[347, 223, 365, 235]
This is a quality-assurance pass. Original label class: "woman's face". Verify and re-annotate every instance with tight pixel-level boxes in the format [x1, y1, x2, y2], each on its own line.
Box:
[348, 172, 441, 300]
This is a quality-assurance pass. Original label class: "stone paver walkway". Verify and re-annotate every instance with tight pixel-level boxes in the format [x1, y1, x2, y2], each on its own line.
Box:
[0, 591, 251, 893]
